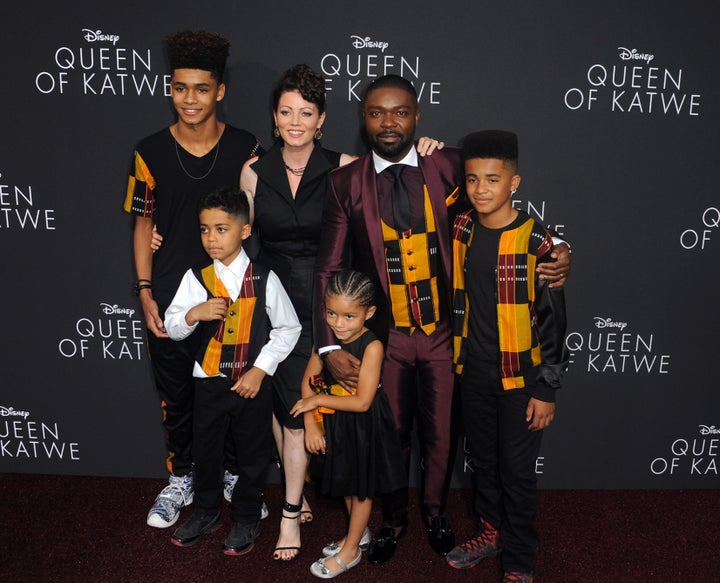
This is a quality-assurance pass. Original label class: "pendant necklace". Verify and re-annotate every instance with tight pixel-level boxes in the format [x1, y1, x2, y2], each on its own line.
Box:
[175, 136, 221, 180]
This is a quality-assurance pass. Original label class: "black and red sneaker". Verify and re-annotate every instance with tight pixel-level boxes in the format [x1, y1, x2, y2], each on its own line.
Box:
[171, 510, 221, 547]
[223, 521, 260, 556]
[445, 518, 501, 569]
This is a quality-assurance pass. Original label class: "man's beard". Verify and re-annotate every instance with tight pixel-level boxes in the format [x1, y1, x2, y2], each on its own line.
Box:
[370, 131, 413, 160]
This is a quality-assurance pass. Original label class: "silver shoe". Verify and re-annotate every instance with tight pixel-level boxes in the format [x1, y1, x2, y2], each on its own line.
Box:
[322, 527, 371, 557]
[310, 552, 362, 579]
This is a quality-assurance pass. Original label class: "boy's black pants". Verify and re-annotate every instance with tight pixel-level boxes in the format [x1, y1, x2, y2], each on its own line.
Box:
[192, 375, 273, 524]
[460, 360, 544, 573]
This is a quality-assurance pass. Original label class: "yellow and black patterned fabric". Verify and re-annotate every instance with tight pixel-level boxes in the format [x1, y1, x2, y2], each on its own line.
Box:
[452, 210, 553, 388]
[381, 186, 441, 336]
[307, 374, 354, 434]
[124, 151, 156, 217]
[193, 262, 270, 381]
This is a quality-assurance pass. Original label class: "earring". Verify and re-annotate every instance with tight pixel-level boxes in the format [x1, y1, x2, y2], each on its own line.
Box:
[273, 127, 280, 138]
[314, 128, 323, 140]
[511, 189, 517, 195]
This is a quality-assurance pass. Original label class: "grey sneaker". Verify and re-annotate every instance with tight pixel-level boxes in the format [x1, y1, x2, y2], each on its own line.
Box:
[223, 471, 268, 519]
[223, 470, 238, 503]
[445, 519, 501, 569]
[146, 474, 194, 528]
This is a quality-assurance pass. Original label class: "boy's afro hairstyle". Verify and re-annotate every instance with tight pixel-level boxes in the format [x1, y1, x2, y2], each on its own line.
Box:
[461, 130, 518, 163]
[166, 30, 230, 82]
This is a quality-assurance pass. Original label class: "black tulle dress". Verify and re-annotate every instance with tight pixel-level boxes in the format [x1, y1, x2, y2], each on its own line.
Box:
[320, 330, 407, 500]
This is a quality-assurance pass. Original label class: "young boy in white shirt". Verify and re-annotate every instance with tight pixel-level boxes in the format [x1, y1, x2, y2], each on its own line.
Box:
[164, 186, 300, 555]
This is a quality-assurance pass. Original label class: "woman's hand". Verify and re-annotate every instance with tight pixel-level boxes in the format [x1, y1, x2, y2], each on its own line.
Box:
[417, 136, 445, 156]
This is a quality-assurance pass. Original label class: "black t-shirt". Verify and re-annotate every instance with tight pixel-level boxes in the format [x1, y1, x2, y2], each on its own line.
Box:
[464, 211, 529, 363]
[125, 125, 262, 312]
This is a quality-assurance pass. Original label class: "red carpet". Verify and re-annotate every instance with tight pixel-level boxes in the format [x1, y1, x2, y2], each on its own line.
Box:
[1, 474, 717, 582]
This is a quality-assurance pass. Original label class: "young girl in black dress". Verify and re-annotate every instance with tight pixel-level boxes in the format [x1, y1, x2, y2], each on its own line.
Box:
[290, 270, 405, 579]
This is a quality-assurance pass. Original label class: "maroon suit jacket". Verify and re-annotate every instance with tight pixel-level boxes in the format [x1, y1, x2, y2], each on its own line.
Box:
[313, 146, 466, 348]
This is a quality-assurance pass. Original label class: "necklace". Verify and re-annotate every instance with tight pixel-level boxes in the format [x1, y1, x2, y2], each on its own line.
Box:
[281, 147, 307, 176]
[174, 137, 221, 180]
[283, 162, 306, 176]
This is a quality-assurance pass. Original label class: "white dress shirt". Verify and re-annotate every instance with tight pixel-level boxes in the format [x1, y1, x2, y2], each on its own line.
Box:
[164, 248, 301, 378]
[372, 146, 419, 173]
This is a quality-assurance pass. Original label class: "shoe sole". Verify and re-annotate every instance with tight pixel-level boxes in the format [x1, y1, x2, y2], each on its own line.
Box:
[446, 549, 501, 570]
[147, 514, 178, 529]
[170, 522, 222, 547]
[147, 493, 194, 528]
[223, 541, 255, 556]
[310, 552, 362, 577]
[447, 559, 480, 570]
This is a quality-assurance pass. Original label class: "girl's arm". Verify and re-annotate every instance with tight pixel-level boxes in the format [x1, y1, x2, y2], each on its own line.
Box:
[291, 340, 384, 415]
[299, 351, 326, 454]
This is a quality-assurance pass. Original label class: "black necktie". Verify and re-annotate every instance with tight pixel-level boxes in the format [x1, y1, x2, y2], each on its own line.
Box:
[386, 164, 411, 232]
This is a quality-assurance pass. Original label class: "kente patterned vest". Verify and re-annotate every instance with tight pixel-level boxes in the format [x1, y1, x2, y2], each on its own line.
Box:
[192, 262, 270, 380]
[381, 186, 441, 336]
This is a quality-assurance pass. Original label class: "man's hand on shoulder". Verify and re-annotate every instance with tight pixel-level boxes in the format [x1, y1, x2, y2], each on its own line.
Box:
[537, 243, 571, 289]
[417, 136, 445, 157]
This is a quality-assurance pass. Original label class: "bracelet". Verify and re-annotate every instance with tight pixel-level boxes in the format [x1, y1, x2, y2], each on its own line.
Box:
[134, 279, 152, 296]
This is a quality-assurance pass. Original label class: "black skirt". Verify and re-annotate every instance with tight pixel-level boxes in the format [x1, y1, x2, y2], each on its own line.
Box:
[320, 385, 407, 500]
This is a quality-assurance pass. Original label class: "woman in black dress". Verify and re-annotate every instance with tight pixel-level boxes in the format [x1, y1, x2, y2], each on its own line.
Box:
[240, 65, 356, 561]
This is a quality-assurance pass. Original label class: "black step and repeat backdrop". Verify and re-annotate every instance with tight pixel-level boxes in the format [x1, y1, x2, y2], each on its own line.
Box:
[1, 1, 718, 489]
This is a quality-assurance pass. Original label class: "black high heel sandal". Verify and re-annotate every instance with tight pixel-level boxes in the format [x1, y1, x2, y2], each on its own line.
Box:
[273, 499, 302, 562]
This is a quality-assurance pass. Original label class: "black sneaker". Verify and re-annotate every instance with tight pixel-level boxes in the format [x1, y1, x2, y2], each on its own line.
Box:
[171, 509, 221, 547]
[223, 521, 261, 556]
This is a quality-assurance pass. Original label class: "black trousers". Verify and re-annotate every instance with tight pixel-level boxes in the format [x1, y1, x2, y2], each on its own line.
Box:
[460, 360, 543, 573]
[192, 376, 274, 524]
[146, 332, 199, 477]
[146, 332, 238, 477]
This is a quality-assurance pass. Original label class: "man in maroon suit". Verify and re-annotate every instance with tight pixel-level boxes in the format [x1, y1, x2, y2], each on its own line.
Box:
[313, 75, 569, 564]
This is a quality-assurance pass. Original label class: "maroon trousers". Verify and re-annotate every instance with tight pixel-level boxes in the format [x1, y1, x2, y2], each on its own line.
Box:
[380, 321, 457, 524]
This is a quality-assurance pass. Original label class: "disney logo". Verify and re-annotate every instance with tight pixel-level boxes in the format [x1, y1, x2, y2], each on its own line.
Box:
[699, 425, 720, 435]
[0, 406, 30, 419]
[593, 317, 628, 331]
[351, 35, 389, 52]
[82, 29, 120, 45]
[100, 303, 136, 318]
[618, 47, 654, 64]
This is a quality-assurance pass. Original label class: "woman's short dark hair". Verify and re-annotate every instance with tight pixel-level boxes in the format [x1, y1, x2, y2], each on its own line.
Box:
[272, 64, 326, 114]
